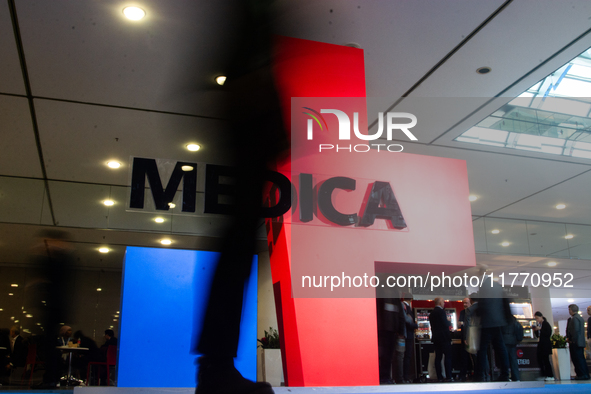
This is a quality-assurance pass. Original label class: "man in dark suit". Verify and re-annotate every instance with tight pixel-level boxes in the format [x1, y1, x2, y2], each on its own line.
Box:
[9, 326, 28, 369]
[377, 297, 406, 384]
[429, 297, 452, 382]
[475, 276, 510, 382]
[458, 297, 474, 381]
[402, 295, 417, 383]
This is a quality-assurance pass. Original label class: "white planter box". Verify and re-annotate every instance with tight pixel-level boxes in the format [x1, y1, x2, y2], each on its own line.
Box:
[552, 348, 571, 381]
[262, 348, 284, 387]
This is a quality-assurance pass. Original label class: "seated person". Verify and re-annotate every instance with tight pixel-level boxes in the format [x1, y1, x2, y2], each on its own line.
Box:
[99, 329, 117, 360]
[72, 331, 100, 383]
[57, 326, 73, 347]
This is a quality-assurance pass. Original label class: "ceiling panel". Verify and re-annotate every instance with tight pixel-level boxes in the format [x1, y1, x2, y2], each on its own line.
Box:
[34, 99, 229, 185]
[49, 180, 111, 228]
[15, 0, 234, 116]
[0, 0, 25, 94]
[275, 0, 506, 99]
[564, 224, 591, 260]
[410, 0, 591, 98]
[0, 95, 43, 177]
[492, 170, 591, 224]
[398, 143, 589, 216]
[0, 176, 45, 224]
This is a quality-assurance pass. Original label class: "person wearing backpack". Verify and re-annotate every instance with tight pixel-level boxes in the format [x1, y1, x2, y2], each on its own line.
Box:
[502, 315, 523, 381]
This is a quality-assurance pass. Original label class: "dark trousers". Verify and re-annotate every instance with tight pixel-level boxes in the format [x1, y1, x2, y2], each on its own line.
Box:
[536, 347, 553, 378]
[477, 327, 509, 380]
[378, 331, 404, 382]
[506, 345, 520, 381]
[434, 341, 452, 380]
[403, 337, 414, 381]
[570, 344, 590, 378]
[459, 340, 474, 379]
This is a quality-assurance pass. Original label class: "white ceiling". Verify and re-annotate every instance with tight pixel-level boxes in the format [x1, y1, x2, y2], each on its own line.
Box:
[1, 0, 591, 324]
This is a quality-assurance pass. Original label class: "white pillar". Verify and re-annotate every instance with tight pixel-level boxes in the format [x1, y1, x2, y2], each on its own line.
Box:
[530, 286, 554, 329]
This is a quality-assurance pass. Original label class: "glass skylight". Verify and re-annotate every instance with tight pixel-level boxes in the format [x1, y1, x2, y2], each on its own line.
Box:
[456, 47, 591, 159]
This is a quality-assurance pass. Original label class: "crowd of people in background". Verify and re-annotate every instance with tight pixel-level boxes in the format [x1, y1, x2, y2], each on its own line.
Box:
[377, 288, 591, 384]
[0, 325, 117, 387]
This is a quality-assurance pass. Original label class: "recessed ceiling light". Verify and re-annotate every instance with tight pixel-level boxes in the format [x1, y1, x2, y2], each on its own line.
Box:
[215, 76, 227, 86]
[568, 299, 574, 303]
[547, 262, 557, 267]
[107, 161, 121, 169]
[491, 229, 500, 234]
[469, 195, 478, 202]
[501, 241, 510, 247]
[565, 234, 574, 239]
[181, 165, 194, 172]
[123, 6, 145, 20]
[103, 200, 115, 206]
[154, 217, 164, 223]
[476, 67, 492, 74]
[168, 202, 176, 208]
[99, 247, 109, 253]
[556, 204, 566, 210]
[186, 143, 200, 152]
[161, 239, 172, 245]
[26, 314, 33, 318]
[10, 284, 18, 287]
[97, 288, 102, 292]
[8, 293, 13, 296]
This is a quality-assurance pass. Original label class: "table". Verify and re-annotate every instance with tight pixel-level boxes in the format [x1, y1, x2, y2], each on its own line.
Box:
[56, 346, 88, 386]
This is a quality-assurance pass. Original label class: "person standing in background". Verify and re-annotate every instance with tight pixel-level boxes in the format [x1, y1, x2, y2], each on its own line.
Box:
[532, 311, 554, 381]
[458, 297, 474, 381]
[402, 295, 417, 383]
[429, 298, 452, 382]
[502, 315, 523, 382]
[377, 297, 406, 384]
[586, 306, 591, 360]
[566, 304, 590, 380]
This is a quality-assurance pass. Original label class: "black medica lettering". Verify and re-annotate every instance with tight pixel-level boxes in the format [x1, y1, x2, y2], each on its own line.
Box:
[358, 181, 407, 229]
[130, 157, 197, 212]
[203, 164, 291, 218]
[317, 177, 358, 226]
[299, 173, 314, 222]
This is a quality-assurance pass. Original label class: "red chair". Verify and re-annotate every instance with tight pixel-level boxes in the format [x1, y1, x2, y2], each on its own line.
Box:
[86, 345, 117, 386]
[22, 344, 44, 386]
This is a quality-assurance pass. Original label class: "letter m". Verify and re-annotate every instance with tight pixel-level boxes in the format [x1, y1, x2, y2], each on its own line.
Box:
[129, 157, 197, 212]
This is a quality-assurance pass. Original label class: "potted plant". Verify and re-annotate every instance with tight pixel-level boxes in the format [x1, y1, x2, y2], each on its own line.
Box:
[551, 334, 570, 381]
[258, 327, 283, 386]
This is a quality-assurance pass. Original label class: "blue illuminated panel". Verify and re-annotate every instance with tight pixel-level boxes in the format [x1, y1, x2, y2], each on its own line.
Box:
[118, 247, 257, 387]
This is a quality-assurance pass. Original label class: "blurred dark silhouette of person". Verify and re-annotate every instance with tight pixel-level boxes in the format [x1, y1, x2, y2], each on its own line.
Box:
[28, 229, 75, 389]
[458, 297, 474, 381]
[192, 1, 289, 394]
[72, 331, 100, 383]
[532, 311, 553, 380]
[502, 315, 522, 381]
[376, 297, 406, 384]
[401, 295, 417, 383]
[474, 275, 510, 382]
[586, 305, 591, 360]
[429, 297, 452, 382]
[7, 325, 28, 384]
[0, 328, 10, 385]
[567, 304, 590, 380]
